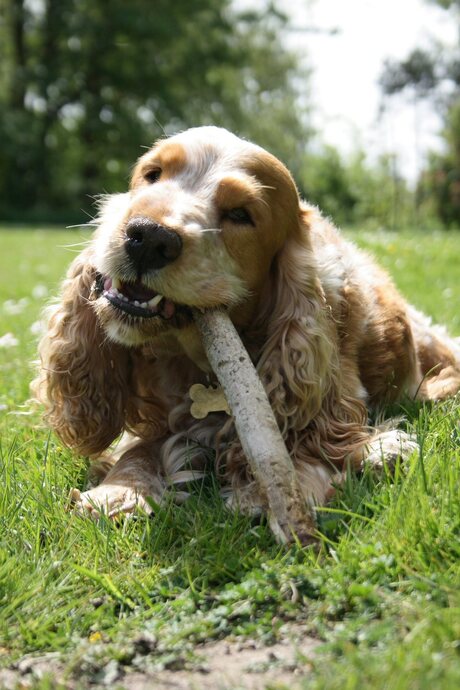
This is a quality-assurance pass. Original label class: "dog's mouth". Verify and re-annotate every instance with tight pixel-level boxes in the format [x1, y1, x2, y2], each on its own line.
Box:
[95, 274, 179, 320]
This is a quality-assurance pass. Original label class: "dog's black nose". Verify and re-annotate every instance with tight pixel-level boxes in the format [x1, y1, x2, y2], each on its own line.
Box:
[124, 217, 182, 273]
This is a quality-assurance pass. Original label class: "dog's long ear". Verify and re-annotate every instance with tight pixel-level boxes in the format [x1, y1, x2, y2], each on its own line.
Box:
[256, 206, 369, 467]
[32, 249, 130, 456]
[256, 206, 336, 437]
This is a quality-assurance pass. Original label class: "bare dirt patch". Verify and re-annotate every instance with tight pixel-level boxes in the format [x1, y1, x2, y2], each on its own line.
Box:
[0, 627, 319, 690]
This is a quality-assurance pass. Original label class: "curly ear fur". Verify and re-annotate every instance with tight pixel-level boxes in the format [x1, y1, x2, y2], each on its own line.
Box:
[255, 209, 370, 469]
[256, 210, 335, 433]
[31, 249, 131, 456]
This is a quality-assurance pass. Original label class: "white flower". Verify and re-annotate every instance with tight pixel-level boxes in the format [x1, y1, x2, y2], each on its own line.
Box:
[3, 298, 29, 315]
[32, 284, 48, 299]
[0, 332, 19, 348]
[30, 320, 46, 336]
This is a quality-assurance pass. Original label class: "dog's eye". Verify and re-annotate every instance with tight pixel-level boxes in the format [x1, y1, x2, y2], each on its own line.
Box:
[223, 207, 254, 226]
[144, 168, 161, 183]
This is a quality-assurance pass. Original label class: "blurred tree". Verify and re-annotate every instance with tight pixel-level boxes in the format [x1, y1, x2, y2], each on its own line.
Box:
[380, 49, 438, 97]
[0, 0, 309, 220]
[380, 0, 460, 226]
[299, 146, 359, 224]
[420, 100, 460, 226]
[428, 0, 460, 8]
[299, 146, 413, 229]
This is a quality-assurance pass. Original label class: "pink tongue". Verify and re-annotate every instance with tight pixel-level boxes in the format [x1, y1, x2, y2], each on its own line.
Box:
[163, 299, 175, 318]
[120, 280, 158, 301]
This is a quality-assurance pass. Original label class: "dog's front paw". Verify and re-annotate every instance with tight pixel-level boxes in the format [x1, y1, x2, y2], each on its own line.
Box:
[224, 482, 265, 517]
[365, 430, 419, 472]
[69, 483, 156, 519]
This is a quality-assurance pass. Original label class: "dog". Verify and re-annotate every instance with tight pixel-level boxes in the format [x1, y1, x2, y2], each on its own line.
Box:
[33, 126, 460, 519]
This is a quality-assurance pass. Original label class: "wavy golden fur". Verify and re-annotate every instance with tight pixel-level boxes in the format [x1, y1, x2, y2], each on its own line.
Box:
[33, 126, 460, 517]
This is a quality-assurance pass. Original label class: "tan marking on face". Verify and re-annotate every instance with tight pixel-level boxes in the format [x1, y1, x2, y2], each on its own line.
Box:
[216, 151, 301, 298]
[214, 175, 261, 211]
[126, 192, 173, 229]
[131, 142, 188, 187]
[244, 151, 300, 230]
[156, 142, 188, 178]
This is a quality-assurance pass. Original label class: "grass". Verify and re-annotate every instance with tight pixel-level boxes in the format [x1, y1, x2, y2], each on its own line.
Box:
[0, 225, 459, 688]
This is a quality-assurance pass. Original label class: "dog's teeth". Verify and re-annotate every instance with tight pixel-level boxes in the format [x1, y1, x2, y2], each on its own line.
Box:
[134, 300, 140, 307]
[112, 278, 121, 290]
[139, 302, 147, 308]
[122, 295, 129, 302]
[147, 294, 164, 308]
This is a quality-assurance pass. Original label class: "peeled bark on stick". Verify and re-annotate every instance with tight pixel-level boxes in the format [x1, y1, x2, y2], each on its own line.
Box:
[192, 308, 317, 545]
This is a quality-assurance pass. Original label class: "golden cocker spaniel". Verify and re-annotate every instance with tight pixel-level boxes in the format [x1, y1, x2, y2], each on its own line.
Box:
[33, 127, 460, 518]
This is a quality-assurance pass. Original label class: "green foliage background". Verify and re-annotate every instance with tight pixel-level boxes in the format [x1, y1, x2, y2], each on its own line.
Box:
[2, 0, 458, 228]
[0, 0, 309, 220]
[380, 0, 460, 227]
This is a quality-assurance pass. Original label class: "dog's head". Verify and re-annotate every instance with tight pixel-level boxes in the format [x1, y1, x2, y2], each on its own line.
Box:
[35, 126, 342, 457]
[91, 126, 302, 346]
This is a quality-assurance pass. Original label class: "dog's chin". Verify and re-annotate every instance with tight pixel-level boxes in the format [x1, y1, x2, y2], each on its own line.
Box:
[88, 273, 193, 346]
[94, 296, 192, 347]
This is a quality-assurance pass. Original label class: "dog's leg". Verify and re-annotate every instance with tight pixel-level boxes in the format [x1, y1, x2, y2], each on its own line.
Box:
[225, 461, 336, 516]
[363, 428, 419, 472]
[71, 439, 166, 518]
[408, 305, 460, 401]
[225, 427, 419, 519]
[86, 431, 141, 485]
[72, 422, 212, 517]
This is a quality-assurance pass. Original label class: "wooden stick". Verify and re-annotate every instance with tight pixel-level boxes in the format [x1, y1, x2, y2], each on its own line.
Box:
[193, 308, 317, 545]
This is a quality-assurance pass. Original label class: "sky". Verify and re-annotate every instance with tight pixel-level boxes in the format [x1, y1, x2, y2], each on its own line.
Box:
[276, 0, 457, 182]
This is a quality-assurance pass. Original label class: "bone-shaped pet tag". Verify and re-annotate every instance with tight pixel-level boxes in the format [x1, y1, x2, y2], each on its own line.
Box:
[189, 383, 231, 419]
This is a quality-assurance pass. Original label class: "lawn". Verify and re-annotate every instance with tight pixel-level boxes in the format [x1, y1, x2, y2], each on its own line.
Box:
[0, 225, 459, 689]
